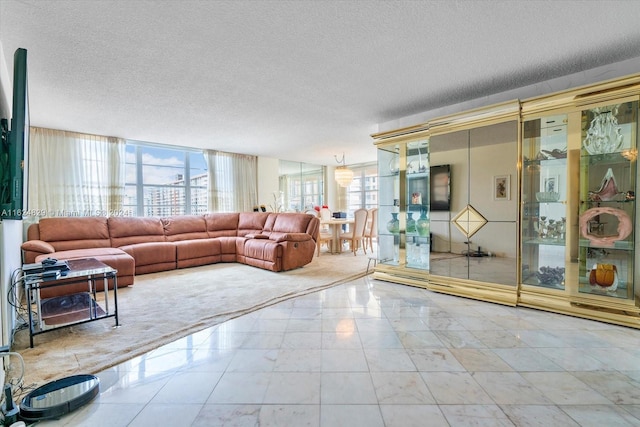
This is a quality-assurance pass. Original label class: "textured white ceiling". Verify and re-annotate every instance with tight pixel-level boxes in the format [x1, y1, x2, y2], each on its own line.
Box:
[2, 1, 640, 165]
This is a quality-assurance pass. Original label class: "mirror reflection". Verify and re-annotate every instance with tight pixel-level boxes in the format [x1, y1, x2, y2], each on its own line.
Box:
[429, 121, 518, 285]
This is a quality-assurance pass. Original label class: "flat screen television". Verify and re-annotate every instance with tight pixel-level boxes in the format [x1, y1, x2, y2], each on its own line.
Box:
[430, 164, 450, 211]
[1, 48, 29, 219]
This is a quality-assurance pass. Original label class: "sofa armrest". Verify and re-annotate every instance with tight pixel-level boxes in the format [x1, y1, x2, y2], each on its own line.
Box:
[271, 233, 313, 243]
[245, 233, 269, 239]
[21, 240, 55, 254]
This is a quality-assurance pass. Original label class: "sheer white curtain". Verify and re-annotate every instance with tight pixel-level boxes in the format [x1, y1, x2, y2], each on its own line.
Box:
[28, 127, 125, 216]
[206, 150, 257, 212]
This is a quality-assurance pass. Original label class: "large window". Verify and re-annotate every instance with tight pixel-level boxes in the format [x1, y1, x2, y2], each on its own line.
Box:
[125, 142, 207, 216]
[346, 163, 378, 215]
[279, 160, 324, 212]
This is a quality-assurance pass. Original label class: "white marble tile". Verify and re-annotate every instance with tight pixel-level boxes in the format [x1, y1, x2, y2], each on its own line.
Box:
[192, 404, 260, 427]
[358, 330, 404, 348]
[550, 329, 614, 348]
[281, 331, 322, 349]
[364, 348, 417, 371]
[53, 279, 640, 426]
[408, 348, 467, 372]
[289, 307, 323, 320]
[207, 372, 270, 404]
[396, 330, 445, 348]
[248, 318, 290, 332]
[127, 402, 202, 427]
[561, 404, 640, 426]
[273, 349, 322, 372]
[421, 371, 494, 404]
[471, 372, 553, 405]
[535, 347, 613, 371]
[379, 404, 449, 427]
[449, 348, 514, 372]
[226, 349, 278, 372]
[239, 332, 284, 349]
[321, 330, 362, 349]
[456, 316, 503, 331]
[439, 404, 515, 426]
[500, 404, 580, 426]
[510, 329, 567, 348]
[151, 371, 222, 404]
[388, 317, 433, 331]
[262, 372, 321, 404]
[286, 318, 323, 332]
[321, 348, 369, 371]
[520, 372, 611, 405]
[320, 372, 378, 404]
[434, 330, 487, 349]
[322, 317, 356, 334]
[97, 370, 173, 404]
[492, 348, 563, 372]
[355, 317, 395, 332]
[470, 329, 527, 348]
[320, 405, 383, 427]
[587, 347, 640, 371]
[572, 371, 640, 405]
[260, 404, 320, 427]
[370, 372, 436, 404]
[40, 402, 144, 427]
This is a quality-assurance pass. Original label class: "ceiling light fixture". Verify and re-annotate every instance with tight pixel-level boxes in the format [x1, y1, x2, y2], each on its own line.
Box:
[334, 153, 354, 187]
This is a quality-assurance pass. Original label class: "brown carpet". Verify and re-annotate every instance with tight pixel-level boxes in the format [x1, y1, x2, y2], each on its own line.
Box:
[12, 251, 370, 389]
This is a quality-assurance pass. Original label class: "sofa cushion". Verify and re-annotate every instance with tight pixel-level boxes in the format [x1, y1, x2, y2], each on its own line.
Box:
[119, 242, 176, 274]
[240, 238, 282, 271]
[109, 217, 166, 247]
[36, 217, 112, 251]
[237, 212, 270, 236]
[162, 215, 209, 241]
[204, 213, 239, 238]
[174, 239, 221, 268]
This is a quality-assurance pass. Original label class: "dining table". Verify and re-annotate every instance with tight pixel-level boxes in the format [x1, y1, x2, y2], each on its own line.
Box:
[320, 218, 355, 253]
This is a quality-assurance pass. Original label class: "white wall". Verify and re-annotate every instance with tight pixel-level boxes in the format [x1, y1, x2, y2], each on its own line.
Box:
[257, 156, 280, 209]
[0, 41, 11, 119]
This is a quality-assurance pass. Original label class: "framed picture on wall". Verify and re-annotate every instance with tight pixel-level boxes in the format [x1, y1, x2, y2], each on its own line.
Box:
[493, 175, 510, 200]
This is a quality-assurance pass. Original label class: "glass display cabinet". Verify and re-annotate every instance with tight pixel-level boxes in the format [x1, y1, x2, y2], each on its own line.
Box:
[405, 139, 430, 270]
[521, 114, 569, 291]
[373, 73, 640, 328]
[520, 95, 640, 326]
[576, 100, 638, 307]
[373, 134, 430, 287]
[377, 143, 401, 267]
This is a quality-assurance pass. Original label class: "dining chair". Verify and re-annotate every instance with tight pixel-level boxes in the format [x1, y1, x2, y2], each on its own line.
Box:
[339, 208, 368, 255]
[316, 207, 333, 255]
[363, 208, 378, 252]
[317, 229, 333, 256]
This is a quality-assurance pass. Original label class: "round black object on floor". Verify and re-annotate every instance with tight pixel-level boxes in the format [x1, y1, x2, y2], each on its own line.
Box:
[19, 374, 99, 422]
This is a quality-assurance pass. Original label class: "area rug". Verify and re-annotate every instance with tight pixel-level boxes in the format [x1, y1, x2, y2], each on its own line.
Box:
[12, 251, 370, 389]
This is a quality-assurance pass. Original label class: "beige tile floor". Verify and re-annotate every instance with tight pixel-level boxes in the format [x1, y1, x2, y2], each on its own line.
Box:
[37, 276, 640, 426]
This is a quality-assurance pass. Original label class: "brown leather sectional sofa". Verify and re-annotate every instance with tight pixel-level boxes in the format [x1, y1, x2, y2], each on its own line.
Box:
[21, 212, 320, 297]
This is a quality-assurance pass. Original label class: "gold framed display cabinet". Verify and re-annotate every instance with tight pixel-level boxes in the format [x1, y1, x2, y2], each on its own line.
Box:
[520, 85, 640, 328]
[374, 133, 431, 287]
[373, 73, 640, 329]
[373, 101, 521, 305]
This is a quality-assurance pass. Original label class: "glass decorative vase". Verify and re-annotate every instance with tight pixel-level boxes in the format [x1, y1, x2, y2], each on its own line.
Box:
[406, 212, 416, 234]
[416, 210, 429, 237]
[386, 212, 400, 234]
[583, 104, 624, 155]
